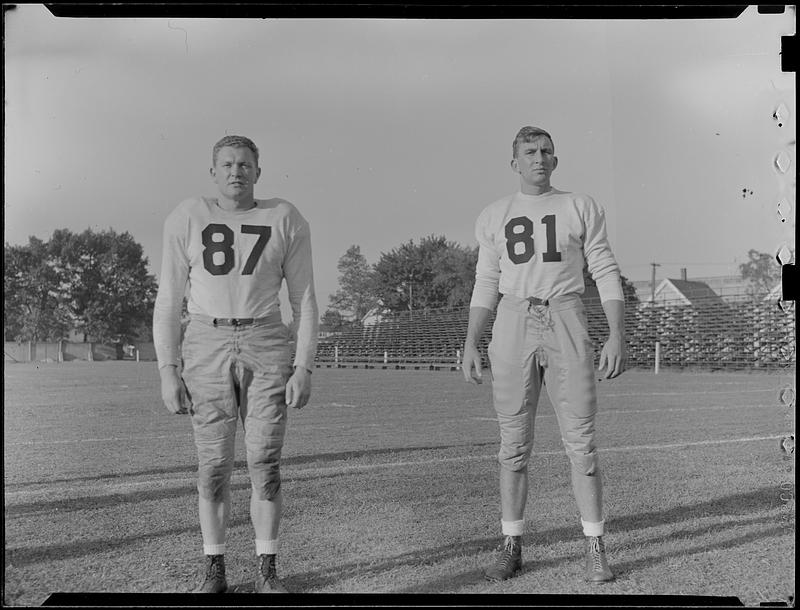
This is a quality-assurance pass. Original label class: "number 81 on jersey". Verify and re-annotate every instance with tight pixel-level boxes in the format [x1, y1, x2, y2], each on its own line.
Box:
[505, 214, 562, 264]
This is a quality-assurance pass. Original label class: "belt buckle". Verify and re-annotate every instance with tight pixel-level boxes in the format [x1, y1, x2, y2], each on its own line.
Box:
[528, 297, 548, 307]
[212, 317, 254, 326]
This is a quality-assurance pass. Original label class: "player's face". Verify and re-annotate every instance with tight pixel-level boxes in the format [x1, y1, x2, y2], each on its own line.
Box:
[211, 146, 261, 202]
[511, 136, 558, 194]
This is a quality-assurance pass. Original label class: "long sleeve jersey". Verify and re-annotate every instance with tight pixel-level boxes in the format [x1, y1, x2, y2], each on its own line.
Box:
[470, 188, 623, 310]
[153, 196, 319, 371]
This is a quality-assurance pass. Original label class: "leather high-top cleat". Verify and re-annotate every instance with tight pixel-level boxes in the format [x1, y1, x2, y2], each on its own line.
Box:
[255, 554, 289, 593]
[585, 536, 614, 583]
[194, 554, 228, 593]
[484, 535, 523, 582]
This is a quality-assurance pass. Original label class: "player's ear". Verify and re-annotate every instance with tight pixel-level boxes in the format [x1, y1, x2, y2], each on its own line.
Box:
[510, 157, 520, 174]
[254, 167, 262, 183]
[209, 167, 216, 179]
[552, 156, 558, 171]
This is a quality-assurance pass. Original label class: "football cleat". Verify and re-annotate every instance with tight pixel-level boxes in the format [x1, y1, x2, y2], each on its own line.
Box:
[484, 535, 523, 581]
[194, 554, 228, 593]
[255, 554, 289, 593]
[585, 536, 614, 583]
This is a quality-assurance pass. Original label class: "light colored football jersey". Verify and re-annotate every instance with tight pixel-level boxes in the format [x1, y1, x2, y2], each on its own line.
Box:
[153, 196, 319, 371]
[470, 188, 623, 310]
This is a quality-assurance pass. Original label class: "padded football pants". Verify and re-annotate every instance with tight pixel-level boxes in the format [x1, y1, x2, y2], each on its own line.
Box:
[181, 313, 293, 502]
[488, 293, 599, 476]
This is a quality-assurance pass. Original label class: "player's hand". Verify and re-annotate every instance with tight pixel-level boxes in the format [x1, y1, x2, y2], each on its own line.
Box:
[160, 366, 189, 414]
[599, 334, 626, 379]
[286, 366, 312, 409]
[461, 344, 484, 385]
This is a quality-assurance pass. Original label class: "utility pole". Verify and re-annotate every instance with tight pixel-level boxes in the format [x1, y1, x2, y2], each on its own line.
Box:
[650, 262, 661, 302]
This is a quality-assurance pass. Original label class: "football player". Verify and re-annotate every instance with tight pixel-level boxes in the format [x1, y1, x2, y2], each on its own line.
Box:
[153, 135, 319, 593]
[462, 126, 626, 583]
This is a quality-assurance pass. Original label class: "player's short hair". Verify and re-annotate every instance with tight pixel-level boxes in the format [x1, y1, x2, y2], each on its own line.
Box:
[512, 126, 554, 158]
[212, 135, 259, 166]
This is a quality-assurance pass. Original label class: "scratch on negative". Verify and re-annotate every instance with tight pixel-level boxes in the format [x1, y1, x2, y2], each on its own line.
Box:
[167, 20, 189, 55]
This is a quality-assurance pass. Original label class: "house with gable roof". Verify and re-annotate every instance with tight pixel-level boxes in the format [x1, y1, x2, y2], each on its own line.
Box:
[645, 269, 726, 308]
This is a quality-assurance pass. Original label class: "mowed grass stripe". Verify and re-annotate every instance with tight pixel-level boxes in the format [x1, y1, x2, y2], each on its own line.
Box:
[4, 434, 783, 504]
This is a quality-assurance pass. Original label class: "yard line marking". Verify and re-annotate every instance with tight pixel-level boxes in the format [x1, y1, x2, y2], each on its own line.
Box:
[281, 435, 784, 478]
[472, 404, 776, 422]
[5, 403, 779, 447]
[603, 389, 776, 397]
[5, 434, 183, 446]
[603, 404, 776, 415]
[4, 435, 783, 502]
[597, 436, 783, 453]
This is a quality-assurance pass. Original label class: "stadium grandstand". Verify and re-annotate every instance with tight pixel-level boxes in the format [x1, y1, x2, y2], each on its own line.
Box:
[5, 291, 794, 372]
[314, 290, 794, 372]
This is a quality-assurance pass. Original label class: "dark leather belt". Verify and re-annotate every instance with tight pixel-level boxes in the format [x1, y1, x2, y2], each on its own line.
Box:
[213, 318, 255, 326]
[527, 297, 550, 306]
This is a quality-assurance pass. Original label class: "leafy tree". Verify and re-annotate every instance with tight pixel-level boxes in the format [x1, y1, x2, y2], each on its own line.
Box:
[739, 248, 782, 296]
[3, 228, 157, 343]
[3, 238, 70, 341]
[429, 242, 479, 308]
[320, 309, 353, 334]
[327, 245, 378, 323]
[372, 235, 478, 313]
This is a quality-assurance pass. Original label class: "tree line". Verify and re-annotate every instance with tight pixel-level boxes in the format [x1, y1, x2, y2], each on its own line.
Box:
[4, 229, 157, 343]
[322, 235, 643, 331]
[738, 248, 784, 296]
[323, 237, 479, 330]
[3, 226, 781, 343]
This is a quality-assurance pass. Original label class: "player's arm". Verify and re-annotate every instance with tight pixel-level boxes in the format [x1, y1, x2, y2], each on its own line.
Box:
[153, 210, 191, 414]
[283, 212, 319, 409]
[463, 306, 492, 384]
[463, 211, 500, 385]
[159, 365, 188, 414]
[582, 197, 626, 379]
[599, 298, 626, 379]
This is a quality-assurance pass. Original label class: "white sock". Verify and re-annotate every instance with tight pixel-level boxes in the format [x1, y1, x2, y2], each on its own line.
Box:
[581, 519, 605, 537]
[255, 538, 279, 556]
[501, 519, 525, 537]
[203, 543, 226, 556]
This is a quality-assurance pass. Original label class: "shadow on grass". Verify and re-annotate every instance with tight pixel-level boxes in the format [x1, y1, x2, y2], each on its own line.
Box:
[5, 441, 497, 492]
[4, 486, 788, 574]
[5, 512, 253, 568]
[391, 516, 789, 593]
[2, 453, 777, 521]
[293, 511, 787, 593]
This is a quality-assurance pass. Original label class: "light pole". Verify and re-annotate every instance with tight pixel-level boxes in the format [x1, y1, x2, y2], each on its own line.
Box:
[650, 262, 660, 302]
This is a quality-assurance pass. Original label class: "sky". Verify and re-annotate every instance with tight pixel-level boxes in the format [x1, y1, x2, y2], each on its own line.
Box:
[4, 5, 795, 318]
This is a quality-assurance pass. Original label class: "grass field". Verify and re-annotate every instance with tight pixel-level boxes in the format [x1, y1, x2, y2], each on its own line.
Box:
[3, 362, 795, 606]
